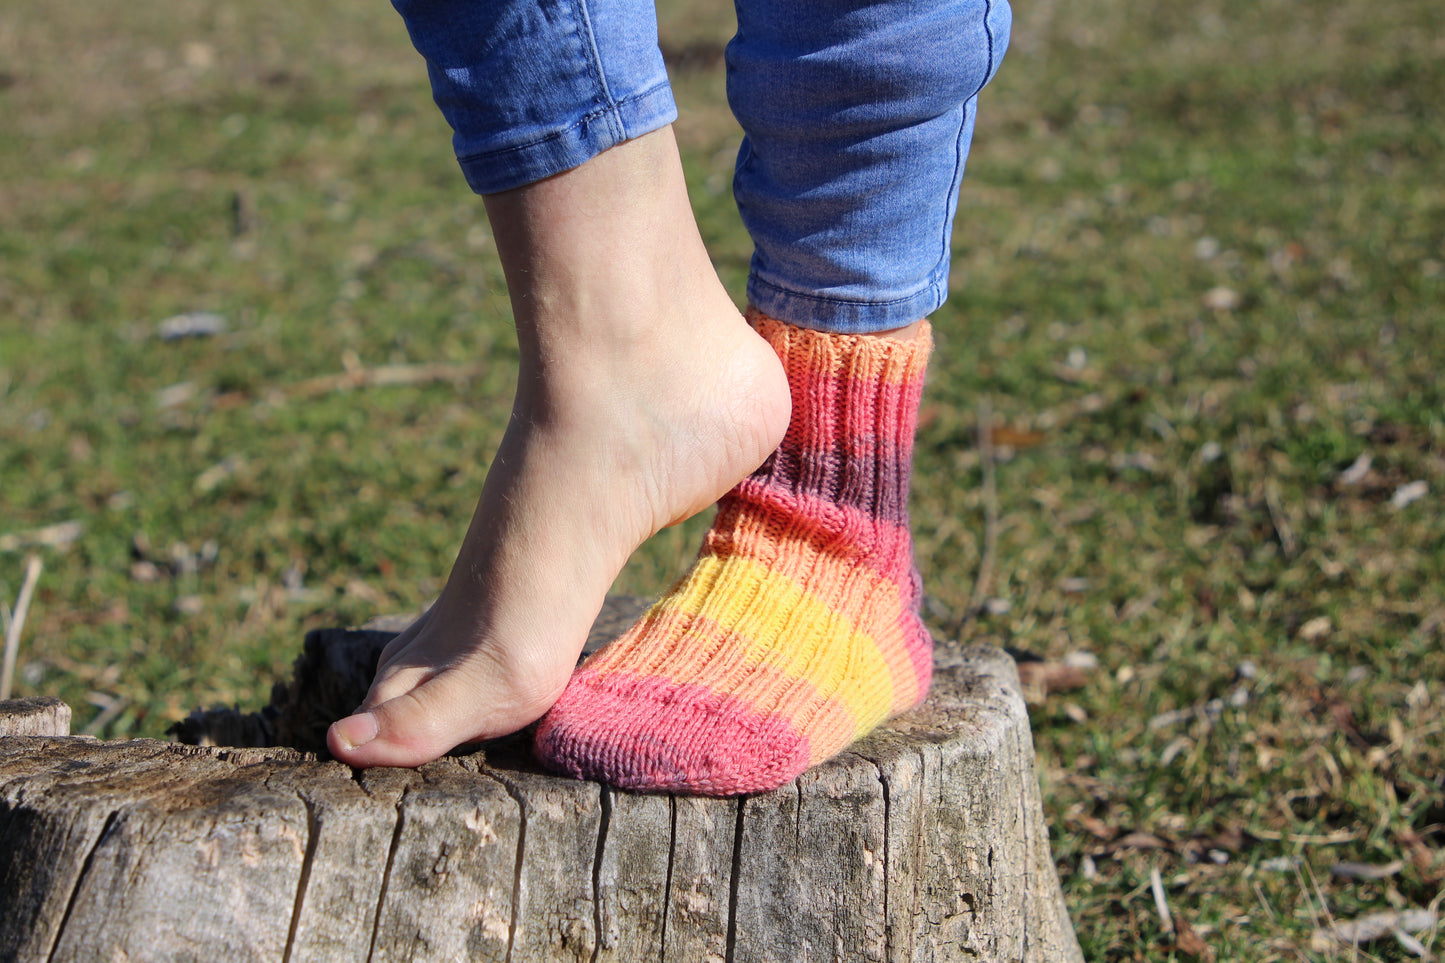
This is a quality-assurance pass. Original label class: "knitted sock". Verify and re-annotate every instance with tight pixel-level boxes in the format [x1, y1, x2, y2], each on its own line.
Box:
[534, 313, 934, 796]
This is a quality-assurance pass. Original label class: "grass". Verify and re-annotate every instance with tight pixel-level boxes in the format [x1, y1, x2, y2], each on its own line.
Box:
[2, 0, 1441, 957]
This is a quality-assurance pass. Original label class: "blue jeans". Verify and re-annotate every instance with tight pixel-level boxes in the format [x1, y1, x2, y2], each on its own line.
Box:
[392, 0, 1010, 333]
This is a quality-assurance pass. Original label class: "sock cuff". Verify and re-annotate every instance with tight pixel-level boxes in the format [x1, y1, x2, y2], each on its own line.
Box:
[745, 308, 933, 392]
[747, 309, 931, 459]
[736, 309, 932, 540]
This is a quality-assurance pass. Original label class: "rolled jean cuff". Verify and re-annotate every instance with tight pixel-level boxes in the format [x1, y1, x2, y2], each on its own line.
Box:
[457, 84, 678, 195]
[747, 274, 948, 334]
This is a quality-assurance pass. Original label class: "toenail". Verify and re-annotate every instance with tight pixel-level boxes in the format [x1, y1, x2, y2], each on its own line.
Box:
[334, 712, 379, 751]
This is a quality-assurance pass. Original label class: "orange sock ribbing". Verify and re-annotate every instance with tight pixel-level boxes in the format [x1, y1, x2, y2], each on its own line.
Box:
[533, 313, 933, 796]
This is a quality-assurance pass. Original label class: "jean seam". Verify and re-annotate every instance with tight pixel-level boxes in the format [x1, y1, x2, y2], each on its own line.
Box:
[933, 97, 974, 303]
[454, 81, 672, 165]
[981, 0, 998, 97]
[928, 0, 998, 312]
[569, 0, 623, 142]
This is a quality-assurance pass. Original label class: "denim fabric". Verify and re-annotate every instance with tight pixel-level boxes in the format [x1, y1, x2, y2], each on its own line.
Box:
[391, 0, 678, 194]
[731, 0, 1010, 331]
[392, 0, 1010, 332]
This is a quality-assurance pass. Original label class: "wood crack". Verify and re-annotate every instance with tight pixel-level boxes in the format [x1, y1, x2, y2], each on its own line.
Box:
[44, 808, 117, 963]
[873, 759, 892, 961]
[588, 784, 611, 963]
[794, 780, 803, 844]
[657, 795, 677, 963]
[280, 791, 321, 963]
[723, 798, 745, 963]
[364, 786, 409, 963]
[491, 773, 529, 963]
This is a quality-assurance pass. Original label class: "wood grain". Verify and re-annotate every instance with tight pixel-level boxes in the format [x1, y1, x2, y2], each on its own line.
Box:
[0, 696, 70, 737]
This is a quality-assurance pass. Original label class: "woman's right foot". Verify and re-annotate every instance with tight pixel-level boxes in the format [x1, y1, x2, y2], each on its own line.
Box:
[534, 315, 937, 796]
[328, 127, 791, 768]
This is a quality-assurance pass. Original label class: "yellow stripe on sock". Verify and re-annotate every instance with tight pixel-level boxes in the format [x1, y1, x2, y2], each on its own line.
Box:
[707, 534, 927, 711]
[659, 554, 900, 734]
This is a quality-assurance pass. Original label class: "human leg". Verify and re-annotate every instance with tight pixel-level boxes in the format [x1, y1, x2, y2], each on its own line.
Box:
[328, 3, 791, 767]
[533, 0, 1010, 794]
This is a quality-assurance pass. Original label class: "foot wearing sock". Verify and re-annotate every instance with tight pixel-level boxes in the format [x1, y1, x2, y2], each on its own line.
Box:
[534, 312, 934, 796]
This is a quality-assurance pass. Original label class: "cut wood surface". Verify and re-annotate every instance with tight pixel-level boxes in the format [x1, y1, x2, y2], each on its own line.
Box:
[0, 696, 71, 738]
[0, 597, 1081, 962]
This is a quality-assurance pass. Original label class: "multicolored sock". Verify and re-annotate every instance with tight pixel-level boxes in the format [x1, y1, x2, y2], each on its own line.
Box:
[534, 312, 934, 796]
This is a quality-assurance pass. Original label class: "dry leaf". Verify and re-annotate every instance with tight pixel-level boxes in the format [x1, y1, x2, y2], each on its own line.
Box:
[1391, 480, 1429, 509]
[1174, 916, 1214, 961]
[1320, 908, 1437, 946]
[1016, 660, 1092, 696]
[989, 425, 1047, 449]
[1338, 452, 1373, 485]
[1114, 831, 1171, 852]
[1400, 830, 1445, 884]
[1075, 814, 1115, 840]
[156, 311, 227, 340]
[1202, 286, 1240, 310]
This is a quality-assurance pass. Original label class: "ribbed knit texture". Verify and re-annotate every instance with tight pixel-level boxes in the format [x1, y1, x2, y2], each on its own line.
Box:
[533, 312, 933, 796]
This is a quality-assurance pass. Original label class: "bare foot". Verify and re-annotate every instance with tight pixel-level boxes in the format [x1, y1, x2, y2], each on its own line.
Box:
[327, 127, 791, 767]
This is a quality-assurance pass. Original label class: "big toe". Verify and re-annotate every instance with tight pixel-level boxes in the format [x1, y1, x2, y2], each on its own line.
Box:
[327, 675, 482, 768]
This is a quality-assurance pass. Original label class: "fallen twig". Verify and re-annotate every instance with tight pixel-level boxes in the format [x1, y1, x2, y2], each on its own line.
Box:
[1147, 687, 1247, 730]
[1251, 827, 1361, 845]
[285, 360, 484, 400]
[1331, 860, 1405, 881]
[81, 693, 130, 736]
[1150, 862, 1214, 961]
[1147, 868, 1217, 957]
[1413, 608, 1445, 641]
[0, 520, 83, 553]
[1150, 866, 1174, 935]
[1, 555, 43, 701]
[1264, 478, 1298, 558]
[968, 395, 1000, 617]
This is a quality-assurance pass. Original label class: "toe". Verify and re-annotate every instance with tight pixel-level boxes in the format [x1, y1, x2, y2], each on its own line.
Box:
[328, 677, 479, 767]
[329, 650, 568, 768]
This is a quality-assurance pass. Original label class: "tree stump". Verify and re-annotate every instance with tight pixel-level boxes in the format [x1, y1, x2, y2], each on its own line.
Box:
[0, 597, 1081, 962]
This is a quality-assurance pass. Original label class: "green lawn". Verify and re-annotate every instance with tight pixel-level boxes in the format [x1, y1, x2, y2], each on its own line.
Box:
[2, 0, 1441, 958]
